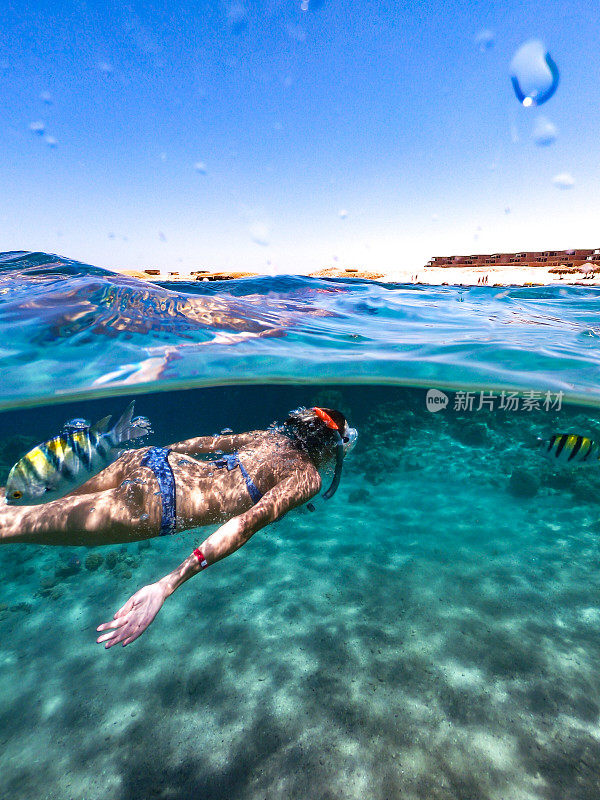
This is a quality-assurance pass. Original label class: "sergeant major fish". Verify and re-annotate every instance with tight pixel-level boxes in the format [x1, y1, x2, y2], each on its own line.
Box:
[538, 433, 600, 464]
[5, 401, 152, 505]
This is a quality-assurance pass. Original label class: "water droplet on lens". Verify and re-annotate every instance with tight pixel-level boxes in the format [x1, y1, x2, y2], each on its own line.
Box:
[338, 209, 348, 219]
[194, 161, 207, 174]
[510, 39, 559, 107]
[29, 120, 45, 135]
[40, 91, 53, 104]
[287, 23, 306, 42]
[248, 221, 270, 247]
[533, 115, 557, 146]
[552, 172, 575, 189]
[474, 29, 495, 52]
[227, 3, 247, 31]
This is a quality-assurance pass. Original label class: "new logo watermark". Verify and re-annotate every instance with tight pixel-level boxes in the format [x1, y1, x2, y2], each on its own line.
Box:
[425, 389, 563, 413]
[425, 389, 449, 412]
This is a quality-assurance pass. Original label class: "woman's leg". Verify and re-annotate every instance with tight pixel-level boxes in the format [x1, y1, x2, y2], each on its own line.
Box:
[0, 470, 161, 546]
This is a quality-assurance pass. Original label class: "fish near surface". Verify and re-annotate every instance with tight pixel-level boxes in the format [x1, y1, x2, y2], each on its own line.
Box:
[5, 401, 151, 505]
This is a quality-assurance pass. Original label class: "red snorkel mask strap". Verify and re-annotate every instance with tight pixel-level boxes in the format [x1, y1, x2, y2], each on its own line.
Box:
[312, 407, 344, 502]
[313, 407, 339, 430]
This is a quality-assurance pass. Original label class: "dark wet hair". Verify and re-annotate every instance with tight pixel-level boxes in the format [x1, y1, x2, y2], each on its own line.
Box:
[283, 407, 346, 459]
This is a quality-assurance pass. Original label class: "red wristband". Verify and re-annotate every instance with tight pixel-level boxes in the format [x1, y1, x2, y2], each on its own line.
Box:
[193, 548, 208, 569]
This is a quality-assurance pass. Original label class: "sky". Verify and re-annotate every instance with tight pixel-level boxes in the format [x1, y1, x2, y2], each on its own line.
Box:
[1, 0, 599, 275]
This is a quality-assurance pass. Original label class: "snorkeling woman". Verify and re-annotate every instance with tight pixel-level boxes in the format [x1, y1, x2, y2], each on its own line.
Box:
[0, 407, 357, 649]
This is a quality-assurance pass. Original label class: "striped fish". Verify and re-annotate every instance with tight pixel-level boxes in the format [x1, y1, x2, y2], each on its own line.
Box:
[540, 433, 600, 464]
[5, 402, 151, 506]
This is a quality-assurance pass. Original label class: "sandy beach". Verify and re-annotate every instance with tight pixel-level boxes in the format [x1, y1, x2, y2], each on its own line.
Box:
[118, 265, 600, 287]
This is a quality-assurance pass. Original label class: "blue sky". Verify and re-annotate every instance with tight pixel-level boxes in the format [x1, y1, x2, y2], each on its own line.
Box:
[1, 0, 599, 274]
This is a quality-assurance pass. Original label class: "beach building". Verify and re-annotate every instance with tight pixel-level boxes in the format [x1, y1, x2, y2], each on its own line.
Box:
[427, 248, 600, 270]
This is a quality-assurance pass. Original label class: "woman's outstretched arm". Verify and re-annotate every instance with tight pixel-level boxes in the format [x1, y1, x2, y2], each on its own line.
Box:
[167, 431, 262, 456]
[96, 465, 321, 648]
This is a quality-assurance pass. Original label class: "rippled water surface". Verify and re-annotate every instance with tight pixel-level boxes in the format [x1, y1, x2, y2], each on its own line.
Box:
[2, 251, 600, 408]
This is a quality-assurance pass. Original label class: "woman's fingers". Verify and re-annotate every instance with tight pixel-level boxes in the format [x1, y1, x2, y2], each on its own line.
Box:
[96, 614, 129, 642]
[115, 595, 139, 618]
[96, 610, 147, 647]
[97, 619, 137, 648]
[121, 625, 145, 646]
[97, 615, 127, 633]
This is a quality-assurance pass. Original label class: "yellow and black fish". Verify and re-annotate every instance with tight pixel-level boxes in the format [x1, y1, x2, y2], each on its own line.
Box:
[540, 433, 600, 464]
[5, 401, 151, 505]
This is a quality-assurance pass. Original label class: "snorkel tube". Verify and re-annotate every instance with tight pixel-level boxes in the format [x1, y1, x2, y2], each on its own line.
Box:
[313, 407, 345, 500]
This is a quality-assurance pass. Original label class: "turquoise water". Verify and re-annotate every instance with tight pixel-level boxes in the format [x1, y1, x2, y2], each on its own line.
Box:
[3, 252, 600, 409]
[2, 253, 600, 799]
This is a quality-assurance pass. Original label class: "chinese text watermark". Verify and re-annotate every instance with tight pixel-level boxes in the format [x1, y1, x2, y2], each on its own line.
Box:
[425, 388, 563, 413]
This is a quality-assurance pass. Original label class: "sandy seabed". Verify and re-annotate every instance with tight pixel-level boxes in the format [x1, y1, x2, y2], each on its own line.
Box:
[2, 405, 600, 800]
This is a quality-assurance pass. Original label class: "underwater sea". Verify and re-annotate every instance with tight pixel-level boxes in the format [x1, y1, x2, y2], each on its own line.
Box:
[3, 251, 600, 800]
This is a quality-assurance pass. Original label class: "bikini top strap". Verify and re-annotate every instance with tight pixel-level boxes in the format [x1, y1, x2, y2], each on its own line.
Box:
[214, 452, 262, 503]
[236, 460, 263, 503]
[214, 453, 240, 471]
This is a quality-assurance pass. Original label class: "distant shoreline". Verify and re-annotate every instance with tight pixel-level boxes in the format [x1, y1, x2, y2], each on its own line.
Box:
[115, 265, 600, 287]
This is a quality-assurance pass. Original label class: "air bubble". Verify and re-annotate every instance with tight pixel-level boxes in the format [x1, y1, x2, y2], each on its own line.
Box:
[338, 209, 348, 219]
[194, 161, 207, 174]
[29, 121, 45, 135]
[474, 29, 494, 52]
[98, 61, 114, 74]
[40, 91, 53, 104]
[552, 172, 575, 190]
[44, 135, 58, 148]
[301, 0, 309, 10]
[533, 115, 557, 146]
[510, 39, 559, 107]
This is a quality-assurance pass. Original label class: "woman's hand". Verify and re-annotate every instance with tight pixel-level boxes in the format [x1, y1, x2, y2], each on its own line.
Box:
[96, 582, 166, 648]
